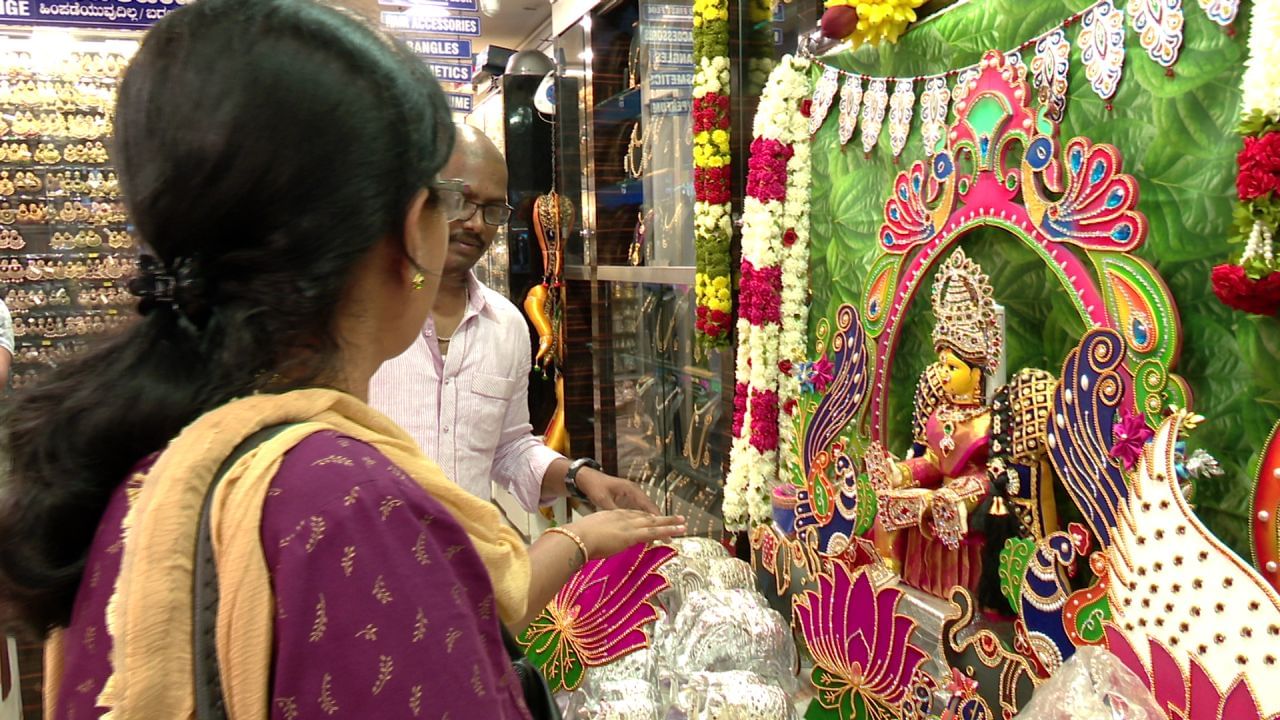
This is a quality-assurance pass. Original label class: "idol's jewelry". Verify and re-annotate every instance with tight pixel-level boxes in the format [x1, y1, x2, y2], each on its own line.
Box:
[932, 247, 1002, 373]
[935, 399, 988, 456]
[411, 271, 425, 291]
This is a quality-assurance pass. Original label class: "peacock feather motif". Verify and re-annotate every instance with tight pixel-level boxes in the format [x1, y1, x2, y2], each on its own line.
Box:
[1020, 327, 1280, 718]
[794, 304, 876, 556]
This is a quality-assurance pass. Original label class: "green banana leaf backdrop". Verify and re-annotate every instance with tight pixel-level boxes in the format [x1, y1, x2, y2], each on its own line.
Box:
[807, 0, 1274, 556]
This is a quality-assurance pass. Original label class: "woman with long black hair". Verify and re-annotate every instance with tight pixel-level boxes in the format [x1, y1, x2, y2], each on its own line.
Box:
[0, 1, 681, 717]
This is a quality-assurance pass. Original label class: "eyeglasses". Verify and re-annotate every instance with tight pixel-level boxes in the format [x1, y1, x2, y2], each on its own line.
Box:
[428, 178, 513, 226]
[457, 199, 513, 227]
[428, 178, 469, 222]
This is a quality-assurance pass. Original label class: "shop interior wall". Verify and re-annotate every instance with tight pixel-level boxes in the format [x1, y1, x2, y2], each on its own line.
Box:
[808, 0, 1265, 555]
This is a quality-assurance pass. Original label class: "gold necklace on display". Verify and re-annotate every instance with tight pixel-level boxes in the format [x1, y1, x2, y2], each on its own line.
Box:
[629, 210, 646, 266]
[683, 399, 717, 470]
[623, 120, 650, 179]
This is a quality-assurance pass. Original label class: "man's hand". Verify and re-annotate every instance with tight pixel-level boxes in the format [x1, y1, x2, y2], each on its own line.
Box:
[575, 468, 661, 514]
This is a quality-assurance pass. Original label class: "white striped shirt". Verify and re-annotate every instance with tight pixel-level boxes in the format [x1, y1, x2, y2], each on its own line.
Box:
[369, 273, 561, 511]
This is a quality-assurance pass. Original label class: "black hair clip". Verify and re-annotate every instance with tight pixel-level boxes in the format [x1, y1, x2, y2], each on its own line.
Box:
[128, 254, 206, 322]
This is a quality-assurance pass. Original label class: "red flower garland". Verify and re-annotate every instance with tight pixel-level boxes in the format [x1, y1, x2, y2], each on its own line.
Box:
[748, 390, 780, 452]
[1238, 132, 1280, 200]
[732, 380, 749, 436]
[745, 138, 792, 202]
[1211, 263, 1280, 315]
[739, 261, 783, 325]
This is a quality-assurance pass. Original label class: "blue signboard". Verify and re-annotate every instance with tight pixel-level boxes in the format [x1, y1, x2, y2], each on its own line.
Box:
[407, 37, 472, 60]
[445, 92, 473, 113]
[642, 3, 692, 22]
[643, 25, 692, 46]
[382, 0, 480, 12]
[0, 0, 187, 30]
[773, 28, 782, 45]
[649, 47, 694, 70]
[772, 5, 785, 22]
[429, 62, 474, 83]
[382, 12, 481, 35]
[650, 97, 691, 116]
[650, 71, 693, 89]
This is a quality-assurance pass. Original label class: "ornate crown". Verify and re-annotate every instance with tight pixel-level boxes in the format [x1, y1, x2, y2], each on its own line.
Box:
[930, 247, 1002, 373]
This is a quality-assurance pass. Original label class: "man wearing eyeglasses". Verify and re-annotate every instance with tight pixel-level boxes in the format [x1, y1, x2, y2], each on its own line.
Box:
[370, 125, 658, 517]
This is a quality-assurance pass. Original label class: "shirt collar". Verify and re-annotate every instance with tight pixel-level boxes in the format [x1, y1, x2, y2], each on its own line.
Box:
[464, 271, 490, 317]
[423, 271, 492, 339]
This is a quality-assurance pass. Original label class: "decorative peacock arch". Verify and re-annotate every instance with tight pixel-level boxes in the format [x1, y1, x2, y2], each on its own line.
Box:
[780, 51, 1280, 720]
[860, 50, 1187, 441]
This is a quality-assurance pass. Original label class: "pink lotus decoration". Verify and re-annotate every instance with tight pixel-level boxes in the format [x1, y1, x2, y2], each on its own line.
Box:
[518, 543, 676, 692]
[1104, 625, 1266, 720]
[794, 562, 929, 719]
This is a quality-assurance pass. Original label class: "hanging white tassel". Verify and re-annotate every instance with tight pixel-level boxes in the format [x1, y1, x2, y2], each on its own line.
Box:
[1243, 220, 1276, 271]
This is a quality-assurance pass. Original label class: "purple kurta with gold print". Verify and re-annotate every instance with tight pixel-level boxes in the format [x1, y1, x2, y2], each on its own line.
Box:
[56, 430, 531, 719]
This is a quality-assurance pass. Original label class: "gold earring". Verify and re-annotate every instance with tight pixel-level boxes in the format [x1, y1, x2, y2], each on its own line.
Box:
[412, 271, 425, 291]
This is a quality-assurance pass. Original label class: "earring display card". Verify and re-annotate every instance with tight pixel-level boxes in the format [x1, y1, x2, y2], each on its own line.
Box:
[0, 40, 142, 392]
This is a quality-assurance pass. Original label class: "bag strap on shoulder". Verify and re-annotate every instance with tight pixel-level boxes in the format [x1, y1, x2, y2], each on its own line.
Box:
[193, 424, 298, 720]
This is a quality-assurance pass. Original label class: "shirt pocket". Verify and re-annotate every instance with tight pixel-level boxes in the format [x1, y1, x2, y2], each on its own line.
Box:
[467, 373, 518, 448]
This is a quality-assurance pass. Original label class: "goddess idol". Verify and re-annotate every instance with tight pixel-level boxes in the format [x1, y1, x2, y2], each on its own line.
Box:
[868, 248, 1005, 602]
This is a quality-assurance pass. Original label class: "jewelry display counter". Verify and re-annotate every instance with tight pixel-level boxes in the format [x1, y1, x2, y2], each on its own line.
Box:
[0, 37, 140, 395]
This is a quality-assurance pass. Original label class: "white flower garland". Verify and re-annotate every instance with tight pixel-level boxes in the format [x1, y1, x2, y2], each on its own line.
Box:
[724, 54, 812, 530]
[1242, 0, 1280, 119]
[723, 314, 753, 526]
[694, 55, 730, 96]
[776, 82, 814, 492]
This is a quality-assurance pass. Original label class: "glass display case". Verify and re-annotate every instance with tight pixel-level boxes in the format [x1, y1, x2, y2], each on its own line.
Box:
[551, 0, 744, 540]
[547, 0, 812, 538]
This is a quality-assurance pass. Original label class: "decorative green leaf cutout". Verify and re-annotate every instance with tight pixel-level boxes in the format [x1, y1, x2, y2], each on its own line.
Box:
[518, 613, 585, 694]
[1072, 593, 1113, 645]
[853, 473, 879, 536]
[999, 538, 1036, 614]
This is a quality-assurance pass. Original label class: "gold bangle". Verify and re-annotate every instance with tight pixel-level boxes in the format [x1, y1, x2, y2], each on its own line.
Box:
[544, 526, 590, 566]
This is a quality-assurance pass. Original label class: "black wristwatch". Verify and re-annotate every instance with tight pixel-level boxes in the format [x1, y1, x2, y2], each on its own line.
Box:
[565, 458, 601, 502]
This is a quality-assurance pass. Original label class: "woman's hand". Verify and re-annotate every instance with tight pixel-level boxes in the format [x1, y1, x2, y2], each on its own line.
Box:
[567, 510, 685, 561]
